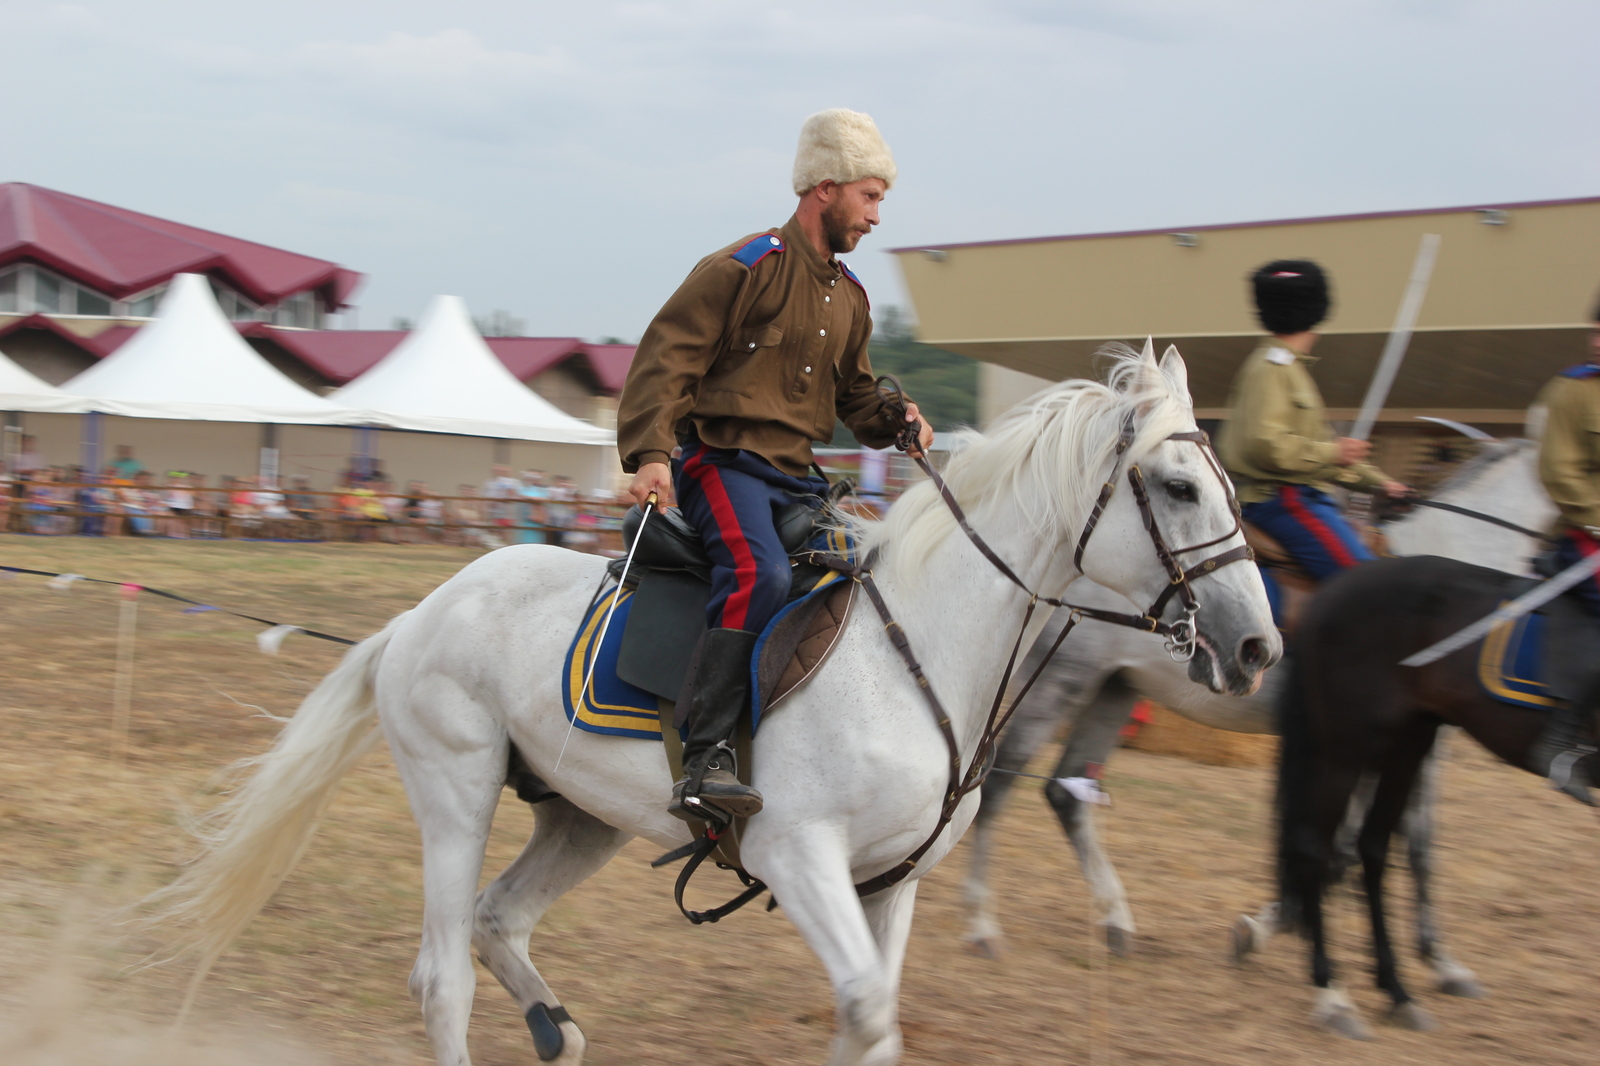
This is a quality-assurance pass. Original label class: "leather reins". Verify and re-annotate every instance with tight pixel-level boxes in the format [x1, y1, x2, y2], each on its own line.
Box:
[835, 380, 1254, 898]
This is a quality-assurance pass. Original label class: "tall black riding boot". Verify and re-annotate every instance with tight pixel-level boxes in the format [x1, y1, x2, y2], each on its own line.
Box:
[1533, 597, 1598, 806]
[669, 628, 763, 823]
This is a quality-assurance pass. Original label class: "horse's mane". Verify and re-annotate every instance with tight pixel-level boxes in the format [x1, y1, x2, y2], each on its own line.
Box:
[856, 344, 1195, 578]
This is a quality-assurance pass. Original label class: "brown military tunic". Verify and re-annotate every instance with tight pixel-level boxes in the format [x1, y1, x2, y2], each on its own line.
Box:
[617, 214, 904, 477]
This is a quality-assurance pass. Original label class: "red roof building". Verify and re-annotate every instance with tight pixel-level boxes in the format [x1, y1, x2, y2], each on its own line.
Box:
[0, 183, 634, 424]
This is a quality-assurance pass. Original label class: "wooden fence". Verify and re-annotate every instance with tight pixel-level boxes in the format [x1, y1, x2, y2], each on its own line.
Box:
[1, 481, 628, 553]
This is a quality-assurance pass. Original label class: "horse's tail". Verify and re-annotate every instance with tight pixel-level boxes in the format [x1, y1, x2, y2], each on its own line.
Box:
[1274, 648, 1315, 935]
[145, 612, 405, 985]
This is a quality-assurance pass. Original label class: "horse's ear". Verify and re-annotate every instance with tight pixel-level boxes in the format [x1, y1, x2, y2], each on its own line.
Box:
[1139, 337, 1157, 364]
[1159, 344, 1192, 404]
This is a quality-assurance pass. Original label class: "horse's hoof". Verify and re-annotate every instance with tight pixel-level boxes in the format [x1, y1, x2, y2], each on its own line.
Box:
[1321, 1009, 1374, 1040]
[1230, 915, 1258, 964]
[1104, 926, 1133, 958]
[1312, 987, 1372, 1040]
[1438, 974, 1486, 999]
[1387, 1001, 1436, 1031]
[965, 936, 1001, 959]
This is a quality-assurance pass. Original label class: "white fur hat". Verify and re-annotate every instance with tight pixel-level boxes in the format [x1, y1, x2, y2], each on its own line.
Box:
[791, 109, 897, 195]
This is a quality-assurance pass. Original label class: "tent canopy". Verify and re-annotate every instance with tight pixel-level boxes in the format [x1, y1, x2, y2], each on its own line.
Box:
[61, 273, 359, 425]
[0, 346, 98, 413]
[331, 295, 615, 445]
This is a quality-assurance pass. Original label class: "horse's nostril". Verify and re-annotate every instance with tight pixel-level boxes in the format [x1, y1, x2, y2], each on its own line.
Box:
[1240, 637, 1268, 668]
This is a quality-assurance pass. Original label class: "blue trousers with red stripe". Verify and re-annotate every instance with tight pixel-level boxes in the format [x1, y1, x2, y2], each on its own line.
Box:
[1553, 527, 1600, 617]
[673, 443, 828, 633]
[1242, 485, 1373, 624]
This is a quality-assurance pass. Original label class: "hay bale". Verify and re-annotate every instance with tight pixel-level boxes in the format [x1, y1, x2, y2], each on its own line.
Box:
[1122, 703, 1275, 768]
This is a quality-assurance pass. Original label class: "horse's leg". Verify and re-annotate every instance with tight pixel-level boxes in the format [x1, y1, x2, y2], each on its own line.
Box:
[764, 843, 905, 1066]
[1042, 673, 1139, 956]
[388, 710, 502, 1056]
[473, 796, 631, 1065]
[964, 664, 1109, 956]
[1299, 759, 1372, 1040]
[1402, 733, 1485, 998]
[861, 881, 919, 1042]
[1359, 718, 1441, 1031]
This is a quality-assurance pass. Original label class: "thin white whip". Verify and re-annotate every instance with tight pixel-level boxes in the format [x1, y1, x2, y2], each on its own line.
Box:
[553, 493, 657, 771]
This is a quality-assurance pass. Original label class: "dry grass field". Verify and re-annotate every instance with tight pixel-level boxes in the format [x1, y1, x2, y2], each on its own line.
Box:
[1, 533, 1597, 1064]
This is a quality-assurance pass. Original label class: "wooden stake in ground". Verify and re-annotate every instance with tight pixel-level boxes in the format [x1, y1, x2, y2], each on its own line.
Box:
[110, 583, 139, 767]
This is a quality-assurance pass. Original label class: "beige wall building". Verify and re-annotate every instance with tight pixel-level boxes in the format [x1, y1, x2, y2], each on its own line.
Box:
[894, 197, 1600, 451]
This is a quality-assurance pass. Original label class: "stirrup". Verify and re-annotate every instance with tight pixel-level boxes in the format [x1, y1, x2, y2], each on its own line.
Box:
[1548, 744, 1597, 806]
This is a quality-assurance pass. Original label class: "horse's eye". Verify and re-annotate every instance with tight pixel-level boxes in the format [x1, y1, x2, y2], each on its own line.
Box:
[1165, 479, 1196, 503]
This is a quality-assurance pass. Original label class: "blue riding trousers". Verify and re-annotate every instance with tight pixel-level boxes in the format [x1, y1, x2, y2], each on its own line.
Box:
[1241, 484, 1374, 626]
[672, 442, 828, 633]
[1553, 527, 1600, 618]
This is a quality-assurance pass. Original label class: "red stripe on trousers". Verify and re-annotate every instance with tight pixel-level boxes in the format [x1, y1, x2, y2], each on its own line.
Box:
[1278, 485, 1358, 569]
[682, 449, 759, 630]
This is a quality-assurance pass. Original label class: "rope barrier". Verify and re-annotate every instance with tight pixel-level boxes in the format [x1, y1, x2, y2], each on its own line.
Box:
[0, 565, 357, 646]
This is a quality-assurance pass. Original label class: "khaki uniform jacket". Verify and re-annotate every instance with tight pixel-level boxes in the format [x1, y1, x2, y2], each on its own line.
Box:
[1216, 340, 1388, 504]
[617, 215, 904, 477]
[1536, 369, 1600, 531]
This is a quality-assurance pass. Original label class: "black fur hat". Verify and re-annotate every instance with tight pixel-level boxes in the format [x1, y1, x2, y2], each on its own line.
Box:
[1251, 259, 1331, 335]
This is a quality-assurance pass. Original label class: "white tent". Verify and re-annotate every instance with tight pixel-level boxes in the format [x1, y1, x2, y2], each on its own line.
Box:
[61, 273, 359, 425]
[0, 347, 98, 413]
[332, 295, 615, 446]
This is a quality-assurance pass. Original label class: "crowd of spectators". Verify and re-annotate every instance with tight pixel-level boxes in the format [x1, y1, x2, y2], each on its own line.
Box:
[2, 439, 627, 552]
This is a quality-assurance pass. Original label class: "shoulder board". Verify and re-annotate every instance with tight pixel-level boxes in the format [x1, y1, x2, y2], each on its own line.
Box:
[731, 233, 784, 269]
[1265, 347, 1296, 366]
[1560, 363, 1600, 379]
[839, 261, 869, 307]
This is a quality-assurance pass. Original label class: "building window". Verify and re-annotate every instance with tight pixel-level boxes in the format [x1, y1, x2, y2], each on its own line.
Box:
[273, 291, 318, 329]
[76, 288, 112, 316]
[127, 285, 165, 318]
[34, 270, 62, 313]
[0, 269, 17, 314]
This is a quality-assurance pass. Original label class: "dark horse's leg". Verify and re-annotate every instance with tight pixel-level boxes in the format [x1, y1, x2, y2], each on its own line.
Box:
[1402, 736, 1486, 997]
[1278, 652, 1372, 1038]
[1358, 715, 1442, 1029]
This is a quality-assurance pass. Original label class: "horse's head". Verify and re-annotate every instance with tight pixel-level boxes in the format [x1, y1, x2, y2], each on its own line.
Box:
[1074, 342, 1280, 695]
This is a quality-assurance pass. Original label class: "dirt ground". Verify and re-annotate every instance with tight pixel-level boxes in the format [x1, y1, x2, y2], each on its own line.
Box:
[1, 534, 1597, 1065]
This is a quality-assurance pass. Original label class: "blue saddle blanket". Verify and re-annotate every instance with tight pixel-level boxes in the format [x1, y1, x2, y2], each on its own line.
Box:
[1476, 606, 1555, 711]
[562, 527, 855, 741]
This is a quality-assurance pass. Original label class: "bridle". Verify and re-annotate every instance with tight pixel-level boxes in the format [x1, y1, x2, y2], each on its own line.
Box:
[662, 378, 1260, 922]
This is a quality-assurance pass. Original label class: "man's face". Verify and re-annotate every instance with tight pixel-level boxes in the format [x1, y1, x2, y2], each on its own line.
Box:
[820, 178, 887, 255]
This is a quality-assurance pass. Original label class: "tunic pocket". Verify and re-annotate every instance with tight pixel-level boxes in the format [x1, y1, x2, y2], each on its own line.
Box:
[731, 324, 784, 354]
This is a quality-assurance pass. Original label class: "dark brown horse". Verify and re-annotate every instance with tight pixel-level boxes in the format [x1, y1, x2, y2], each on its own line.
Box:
[1276, 554, 1597, 1038]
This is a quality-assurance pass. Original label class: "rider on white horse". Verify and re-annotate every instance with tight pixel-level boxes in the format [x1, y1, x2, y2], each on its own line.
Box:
[1530, 298, 1600, 804]
[616, 108, 933, 823]
[1216, 260, 1409, 623]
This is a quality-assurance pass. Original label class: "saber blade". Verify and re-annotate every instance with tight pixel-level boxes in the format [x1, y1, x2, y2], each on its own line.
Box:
[1351, 233, 1441, 442]
[1400, 547, 1600, 668]
[553, 493, 656, 770]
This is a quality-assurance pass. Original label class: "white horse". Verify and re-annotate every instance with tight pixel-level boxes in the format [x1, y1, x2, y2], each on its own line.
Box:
[146, 344, 1276, 1066]
[963, 435, 1553, 996]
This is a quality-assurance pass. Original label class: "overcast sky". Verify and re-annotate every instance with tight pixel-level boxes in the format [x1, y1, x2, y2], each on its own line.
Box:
[5, 1, 1595, 339]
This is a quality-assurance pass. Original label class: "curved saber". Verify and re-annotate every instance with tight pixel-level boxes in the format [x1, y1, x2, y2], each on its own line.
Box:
[1415, 415, 1495, 442]
[553, 492, 657, 771]
[1400, 547, 1600, 667]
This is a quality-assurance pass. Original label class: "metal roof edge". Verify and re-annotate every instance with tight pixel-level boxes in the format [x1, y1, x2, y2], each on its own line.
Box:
[887, 194, 1600, 255]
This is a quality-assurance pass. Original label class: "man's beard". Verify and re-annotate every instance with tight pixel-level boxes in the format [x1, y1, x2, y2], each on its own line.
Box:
[822, 200, 862, 254]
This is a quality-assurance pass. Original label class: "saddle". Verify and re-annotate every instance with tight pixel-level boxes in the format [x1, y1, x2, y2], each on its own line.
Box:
[1243, 521, 1317, 636]
[610, 497, 848, 710]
